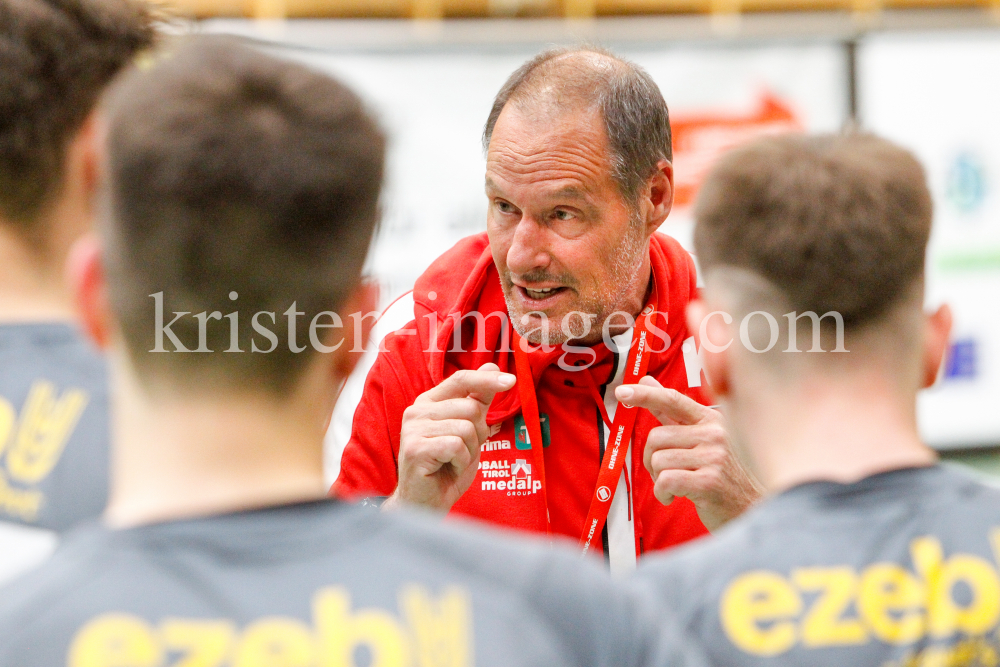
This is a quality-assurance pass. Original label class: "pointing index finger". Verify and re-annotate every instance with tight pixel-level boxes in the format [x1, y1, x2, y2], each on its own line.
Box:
[615, 377, 710, 425]
[425, 363, 516, 406]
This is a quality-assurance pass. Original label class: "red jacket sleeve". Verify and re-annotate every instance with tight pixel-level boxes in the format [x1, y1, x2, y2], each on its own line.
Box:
[331, 323, 432, 500]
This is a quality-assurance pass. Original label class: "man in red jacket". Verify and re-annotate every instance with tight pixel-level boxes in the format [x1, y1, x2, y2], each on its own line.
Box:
[335, 47, 760, 573]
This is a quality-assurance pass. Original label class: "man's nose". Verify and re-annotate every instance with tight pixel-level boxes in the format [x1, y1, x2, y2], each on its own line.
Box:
[506, 217, 550, 276]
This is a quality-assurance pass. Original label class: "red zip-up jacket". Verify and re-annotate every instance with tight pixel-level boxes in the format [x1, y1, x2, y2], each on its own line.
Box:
[334, 232, 709, 564]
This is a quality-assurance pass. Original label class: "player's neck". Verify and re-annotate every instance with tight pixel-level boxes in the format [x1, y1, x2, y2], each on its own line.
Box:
[105, 354, 330, 529]
[736, 373, 936, 495]
[0, 222, 74, 323]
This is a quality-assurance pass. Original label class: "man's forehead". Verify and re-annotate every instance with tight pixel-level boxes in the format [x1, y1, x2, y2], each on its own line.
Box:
[486, 105, 613, 192]
[485, 173, 591, 200]
[489, 102, 606, 152]
[485, 143, 611, 196]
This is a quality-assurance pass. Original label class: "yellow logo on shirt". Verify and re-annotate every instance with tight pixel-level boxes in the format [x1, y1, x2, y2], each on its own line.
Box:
[0, 380, 88, 521]
[719, 530, 1000, 659]
[68, 584, 472, 667]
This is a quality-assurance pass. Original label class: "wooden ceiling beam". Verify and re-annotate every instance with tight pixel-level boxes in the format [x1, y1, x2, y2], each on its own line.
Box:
[159, 0, 997, 20]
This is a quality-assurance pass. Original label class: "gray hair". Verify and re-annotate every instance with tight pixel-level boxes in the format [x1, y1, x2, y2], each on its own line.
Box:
[482, 47, 672, 207]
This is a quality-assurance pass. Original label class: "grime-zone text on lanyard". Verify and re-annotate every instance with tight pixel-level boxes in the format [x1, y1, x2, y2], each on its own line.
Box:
[511, 301, 658, 551]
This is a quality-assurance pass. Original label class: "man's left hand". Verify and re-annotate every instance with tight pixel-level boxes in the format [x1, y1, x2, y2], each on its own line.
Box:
[615, 376, 762, 532]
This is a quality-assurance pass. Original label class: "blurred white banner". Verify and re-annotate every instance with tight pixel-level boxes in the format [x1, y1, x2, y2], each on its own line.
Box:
[860, 31, 1000, 449]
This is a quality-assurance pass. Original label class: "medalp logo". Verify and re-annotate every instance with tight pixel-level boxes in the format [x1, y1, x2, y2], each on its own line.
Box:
[596, 486, 612, 502]
[480, 457, 542, 495]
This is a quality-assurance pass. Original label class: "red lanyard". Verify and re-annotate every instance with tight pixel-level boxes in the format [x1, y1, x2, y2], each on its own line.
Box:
[512, 331, 552, 534]
[510, 300, 657, 552]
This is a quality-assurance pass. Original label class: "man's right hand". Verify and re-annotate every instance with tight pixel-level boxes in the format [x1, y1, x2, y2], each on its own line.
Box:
[383, 363, 515, 512]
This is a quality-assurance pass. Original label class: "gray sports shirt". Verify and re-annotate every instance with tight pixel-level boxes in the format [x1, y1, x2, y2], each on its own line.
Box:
[0, 499, 704, 667]
[0, 323, 109, 532]
[635, 465, 1000, 667]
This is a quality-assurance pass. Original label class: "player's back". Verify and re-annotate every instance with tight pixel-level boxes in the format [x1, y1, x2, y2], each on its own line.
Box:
[636, 464, 1000, 667]
[0, 499, 700, 667]
[0, 323, 108, 584]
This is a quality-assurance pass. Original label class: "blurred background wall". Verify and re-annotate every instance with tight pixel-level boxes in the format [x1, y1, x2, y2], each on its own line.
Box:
[157, 1, 1000, 474]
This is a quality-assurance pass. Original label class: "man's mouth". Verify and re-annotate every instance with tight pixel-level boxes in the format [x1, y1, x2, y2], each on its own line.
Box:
[518, 285, 569, 302]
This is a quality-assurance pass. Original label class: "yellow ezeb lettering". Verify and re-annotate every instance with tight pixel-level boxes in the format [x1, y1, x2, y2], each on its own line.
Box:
[720, 571, 802, 656]
[68, 613, 161, 667]
[66, 584, 474, 667]
[858, 563, 926, 644]
[791, 566, 868, 647]
[911, 536, 1000, 638]
[313, 587, 410, 667]
[233, 618, 315, 667]
[159, 619, 235, 667]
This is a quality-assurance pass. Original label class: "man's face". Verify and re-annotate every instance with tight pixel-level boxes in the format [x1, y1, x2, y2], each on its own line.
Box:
[486, 105, 649, 346]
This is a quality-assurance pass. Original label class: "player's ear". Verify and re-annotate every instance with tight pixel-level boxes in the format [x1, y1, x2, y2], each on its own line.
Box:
[921, 303, 953, 389]
[686, 298, 731, 400]
[76, 112, 103, 207]
[67, 234, 113, 350]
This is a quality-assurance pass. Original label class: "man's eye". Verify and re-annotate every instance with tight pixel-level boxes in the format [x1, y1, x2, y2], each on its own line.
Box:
[496, 201, 515, 214]
[554, 209, 574, 221]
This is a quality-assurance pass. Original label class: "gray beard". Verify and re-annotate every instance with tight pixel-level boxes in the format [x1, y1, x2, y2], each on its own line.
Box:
[503, 223, 648, 346]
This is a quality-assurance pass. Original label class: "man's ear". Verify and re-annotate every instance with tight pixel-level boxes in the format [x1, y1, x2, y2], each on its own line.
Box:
[67, 234, 112, 350]
[332, 280, 379, 381]
[77, 113, 104, 205]
[643, 159, 674, 235]
[922, 303, 953, 389]
[685, 298, 731, 401]
[61, 112, 104, 220]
